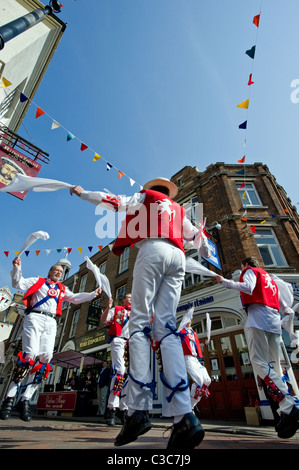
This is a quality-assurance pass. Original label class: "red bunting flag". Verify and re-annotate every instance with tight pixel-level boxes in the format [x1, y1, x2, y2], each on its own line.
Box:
[67, 248, 72, 254]
[80, 143, 88, 151]
[238, 156, 246, 163]
[240, 182, 245, 188]
[35, 107, 45, 118]
[253, 14, 260, 27]
[250, 226, 256, 233]
[4, 251, 9, 257]
[98, 245, 103, 251]
[248, 73, 254, 86]
[35, 250, 40, 256]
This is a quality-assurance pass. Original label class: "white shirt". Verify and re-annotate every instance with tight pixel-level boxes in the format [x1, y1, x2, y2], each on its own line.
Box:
[222, 269, 286, 334]
[11, 265, 96, 315]
[81, 190, 209, 252]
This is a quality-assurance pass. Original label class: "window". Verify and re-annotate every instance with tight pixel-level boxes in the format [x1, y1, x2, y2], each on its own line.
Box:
[119, 247, 130, 273]
[254, 228, 288, 267]
[70, 309, 80, 337]
[98, 261, 106, 274]
[116, 284, 127, 301]
[79, 274, 88, 292]
[182, 250, 208, 289]
[236, 182, 262, 207]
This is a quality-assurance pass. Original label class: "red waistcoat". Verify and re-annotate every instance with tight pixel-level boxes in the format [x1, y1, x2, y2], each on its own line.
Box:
[22, 277, 66, 316]
[180, 328, 203, 358]
[108, 305, 130, 337]
[112, 189, 186, 256]
[239, 267, 280, 311]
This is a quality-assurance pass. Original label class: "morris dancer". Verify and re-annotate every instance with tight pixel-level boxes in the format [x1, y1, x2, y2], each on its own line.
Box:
[179, 309, 211, 411]
[0, 256, 101, 422]
[70, 176, 210, 450]
[101, 293, 131, 426]
[216, 256, 299, 439]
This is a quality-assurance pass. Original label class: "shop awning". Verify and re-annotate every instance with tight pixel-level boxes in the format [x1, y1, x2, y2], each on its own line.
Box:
[51, 349, 102, 369]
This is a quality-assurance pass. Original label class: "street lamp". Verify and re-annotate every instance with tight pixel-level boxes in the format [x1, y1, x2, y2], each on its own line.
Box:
[0, 1, 62, 50]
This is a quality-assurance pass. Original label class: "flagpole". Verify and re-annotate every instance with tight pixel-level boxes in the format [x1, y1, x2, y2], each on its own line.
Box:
[0, 1, 61, 50]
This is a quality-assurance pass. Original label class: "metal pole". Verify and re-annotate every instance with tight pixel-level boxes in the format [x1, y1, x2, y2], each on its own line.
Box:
[0, 1, 61, 50]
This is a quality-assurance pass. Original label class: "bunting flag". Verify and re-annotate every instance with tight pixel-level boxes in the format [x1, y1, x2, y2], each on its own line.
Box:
[67, 131, 75, 141]
[248, 73, 254, 85]
[1, 241, 117, 258]
[107, 162, 113, 171]
[253, 14, 260, 27]
[237, 99, 249, 109]
[245, 45, 256, 59]
[80, 143, 88, 151]
[0, 77, 12, 88]
[20, 92, 29, 103]
[35, 107, 45, 118]
[238, 156, 246, 163]
[51, 120, 61, 130]
[93, 153, 101, 161]
[239, 121, 247, 130]
[118, 171, 124, 179]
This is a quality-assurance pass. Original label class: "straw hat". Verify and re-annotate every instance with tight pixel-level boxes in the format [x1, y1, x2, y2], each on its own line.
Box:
[143, 177, 178, 199]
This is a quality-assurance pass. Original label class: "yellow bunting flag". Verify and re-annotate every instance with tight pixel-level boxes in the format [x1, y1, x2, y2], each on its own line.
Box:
[14, 251, 20, 256]
[260, 220, 266, 224]
[93, 153, 101, 161]
[237, 99, 249, 109]
[0, 77, 12, 88]
[242, 191, 246, 200]
[78, 247, 83, 253]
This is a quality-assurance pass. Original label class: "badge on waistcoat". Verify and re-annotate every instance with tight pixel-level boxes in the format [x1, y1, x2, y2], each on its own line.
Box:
[48, 288, 58, 298]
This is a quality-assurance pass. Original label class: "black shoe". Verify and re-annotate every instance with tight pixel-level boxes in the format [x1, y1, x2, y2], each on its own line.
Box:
[16, 400, 32, 422]
[275, 405, 299, 439]
[0, 397, 14, 420]
[167, 412, 205, 451]
[107, 409, 116, 426]
[116, 408, 128, 424]
[114, 410, 152, 446]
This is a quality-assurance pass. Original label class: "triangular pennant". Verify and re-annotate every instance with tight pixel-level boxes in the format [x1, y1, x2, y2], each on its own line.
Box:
[118, 171, 124, 179]
[285, 208, 289, 213]
[67, 248, 72, 254]
[35, 250, 41, 256]
[46, 249, 51, 256]
[250, 226, 256, 233]
[129, 178, 135, 187]
[80, 143, 88, 151]
[242, 225, 247, 230]
[241, 217, 247, 222]
[260, 220, 266, 224]
[93, 153, 101, 161]
[0, 77, 12, 88]
[237, 99, 249, 109]
[108, 243, 113, 251]
[67, 132, 75, 141]
[51, 120, 60, 130]
[88, 246, 93, 252]
[240, 182, 245, 188]
[14, 251, 20, 256]
[238, 156, 246, 163]
[4, 252, 9, 257]
[98, 245, 103, 251]
[107, 162, 113, 171]
[253, 14, 260, 27]
[57, 249, 62, 253]
[25, 251, 30, 257]
[78, 247, 83, 253]
[35, 107, 45, 118]
[242, 191, 246, 200]
[20, 92, 28, 103]
[248, 73, 254, 86]
[245, 45, 256, 59]
[239, 121, 247, 130]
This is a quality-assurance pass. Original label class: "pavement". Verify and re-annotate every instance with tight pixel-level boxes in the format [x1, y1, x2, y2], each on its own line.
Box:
[0, 410, 298, 454]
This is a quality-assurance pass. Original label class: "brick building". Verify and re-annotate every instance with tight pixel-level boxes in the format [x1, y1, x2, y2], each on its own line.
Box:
[30, 163, 299, 420]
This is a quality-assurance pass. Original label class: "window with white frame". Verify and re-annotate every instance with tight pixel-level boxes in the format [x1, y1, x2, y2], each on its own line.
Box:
[79, 274, 88, 292]
[70, 309, 80, 337]
[183, 250, 208, 289]
[119, 247, 130, 274]
[254, 228, 288, 267]
[236, 182, 262, 207]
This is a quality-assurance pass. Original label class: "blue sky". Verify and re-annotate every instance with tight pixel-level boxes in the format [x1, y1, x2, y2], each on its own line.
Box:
[1, 0, 299, 290]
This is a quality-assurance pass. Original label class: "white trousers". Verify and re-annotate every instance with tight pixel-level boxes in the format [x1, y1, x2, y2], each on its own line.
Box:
[108, 336, 128, 410]
[7, 313, 57, 400]
[126, 239, 191, 417]
[184, 355, 211, 408]
[246, 326, 294, 414]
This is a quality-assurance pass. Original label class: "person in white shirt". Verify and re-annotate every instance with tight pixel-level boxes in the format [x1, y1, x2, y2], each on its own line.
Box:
[0, 257, 101, 422]
[101, 294, 131, 425]
[70, 177, 210, 450]
[216, 256, 299, 439]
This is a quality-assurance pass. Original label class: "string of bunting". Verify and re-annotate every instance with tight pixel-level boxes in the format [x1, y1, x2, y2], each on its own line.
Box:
[2, 243, 115, 258]
[0, 79, 142, 190]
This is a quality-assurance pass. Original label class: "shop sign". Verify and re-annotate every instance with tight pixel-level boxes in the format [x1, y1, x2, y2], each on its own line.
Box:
[203, 239, 221, 270]
[36, 391, 77, 411]
[78, 331, 107, 350]
[177, 295, 214, 313]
